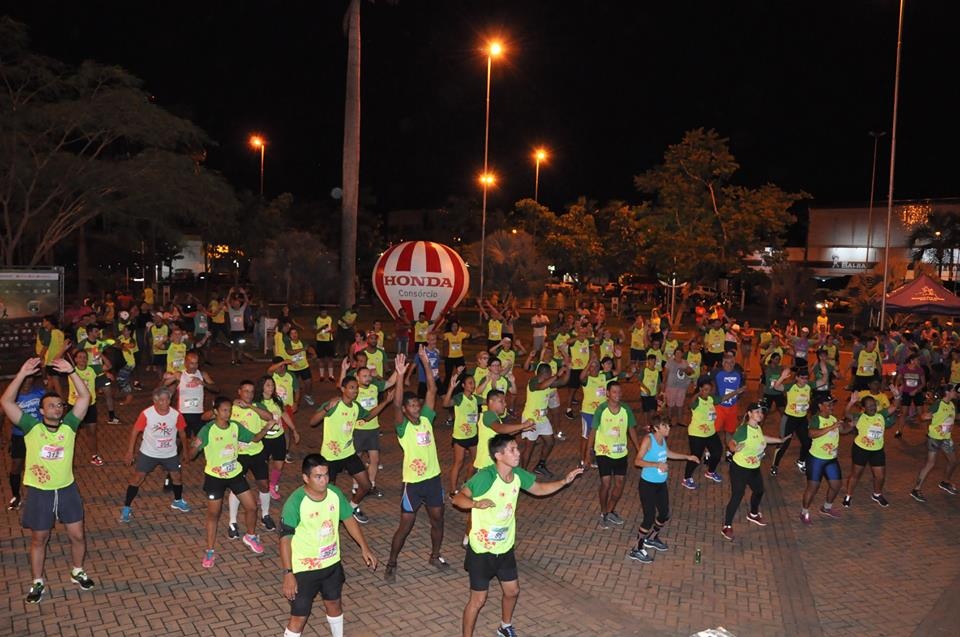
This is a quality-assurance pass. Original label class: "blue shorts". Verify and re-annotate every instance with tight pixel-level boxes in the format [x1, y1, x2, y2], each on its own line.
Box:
[400, 474, 444, 513]
[806, 457, 841, 482]
[581, 413, 594, 439]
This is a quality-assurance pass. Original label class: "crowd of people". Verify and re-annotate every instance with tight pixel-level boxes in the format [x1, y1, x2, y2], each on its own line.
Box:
[3, 288, 960, 637]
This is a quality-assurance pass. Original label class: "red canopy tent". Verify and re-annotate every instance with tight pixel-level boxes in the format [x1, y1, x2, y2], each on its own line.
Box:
[884, 274, 960, 314]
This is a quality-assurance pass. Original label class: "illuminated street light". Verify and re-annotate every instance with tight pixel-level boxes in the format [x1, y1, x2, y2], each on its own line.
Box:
[249, 134, 266, 198]
[479, 39, 505, 303]
[533, 147, 549, 202]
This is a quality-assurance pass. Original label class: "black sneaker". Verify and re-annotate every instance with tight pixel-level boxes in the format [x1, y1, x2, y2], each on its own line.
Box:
[564, 408, 575, 420]
[769, 466, 779, 476]
[910, 489, 927, 503]
[227, 522, 240, 539]
[627, 547, 654, 563]
[7, 496, 21, 511]
[352, 508, 369, 524]
[70, 569, 95, 590]
[795, 459, 807, 473]
[25, 581, 45, 604]
[939, 481, 958, 495]
[842, 495, 852, 507]
[261, 514, 276, 531]
[369, 485, 384, 498]
[894, 430, 903, 439]
[496, 624, 518, 637]
[871, 493, 890, 507]
[643, 537, 669, 552]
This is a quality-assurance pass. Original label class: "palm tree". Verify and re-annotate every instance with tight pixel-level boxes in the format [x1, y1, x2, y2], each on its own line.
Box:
[339, 0, 361, 309]
[908, 211, 960, 279]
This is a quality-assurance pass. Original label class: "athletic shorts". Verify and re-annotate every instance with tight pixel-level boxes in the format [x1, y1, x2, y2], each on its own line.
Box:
[630, 348, 645, 363]
[81, 403, 98, 425]
[22, 483, 84, 530]
[596, 455, 628, 476]
[464, 546, 518, 591]
[229, 331, 246, 345]
[238, 450, 269, 481]
[10, 435, 25, 460]
[714, 404, 740, 433]
[315, 341, 335, 358]
[290, 562, 346, 616]
[203, 473, 250, 500]
[852, 375, 878, 391]
[851, 444, 886, 467]
[640, 396, 658, 413]
[664, 386, 687, 408]
[135, 452, 181, 474]
[764, 394, 786, 411]
[927, 437, 955, 454]
[400, 475, 444, 513]
[183, 413, 205, 438]
[806, 457, 841, 482]
[521, 419, 553, 441]
[328, 454, 366, 482]
[901, 392, 924, 407]
[152, 354, 166, 367]
[703, 352, 724, 369]
[581, 414, 594, 439]
[452, 435, 478, 449]
[292, 368, 312, 382]
[567, 370, 585, 389]
[547, 389, 560, 409]
[262, 435, 288, 462]
[353, 428, 380, 453]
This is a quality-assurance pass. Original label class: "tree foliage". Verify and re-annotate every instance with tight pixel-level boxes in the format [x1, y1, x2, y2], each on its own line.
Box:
[249, 230, 339, 304]
[908, 211, 960, 278]
[463, 230, 550, 299]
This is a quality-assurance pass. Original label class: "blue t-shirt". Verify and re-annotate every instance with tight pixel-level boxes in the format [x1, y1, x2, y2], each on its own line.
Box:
[415, 348, 442, 382]
[640, 434, 668, 483]
[13, 386, 45, 436]
[713, 369, 744, 407]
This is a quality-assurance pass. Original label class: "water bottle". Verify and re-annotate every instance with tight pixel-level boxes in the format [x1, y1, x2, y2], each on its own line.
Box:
[695, 547, 702, 564]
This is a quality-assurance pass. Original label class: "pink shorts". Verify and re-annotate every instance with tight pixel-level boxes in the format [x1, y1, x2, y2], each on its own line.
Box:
[664, 386, 687, 408]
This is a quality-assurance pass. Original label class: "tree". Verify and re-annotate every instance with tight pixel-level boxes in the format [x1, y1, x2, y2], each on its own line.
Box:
[908, 211, 960, 279]
[0, 19, 237, 269]
[250, 231, 339, 305]
[462, 230, 549, 299]
[633, 128, 807, 282]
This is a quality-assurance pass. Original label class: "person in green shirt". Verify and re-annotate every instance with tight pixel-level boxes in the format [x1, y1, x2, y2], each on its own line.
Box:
[452, 434, 583, 637]
[519, 356, 571, 477]
[1, 356, 95, 603]
[191, 395, 272, 568]
[280, 454, 377, 637]
[910, 384, 959, 502]
[587, 381, 640, 528]
[842, 391, 900, 508]
[352, 364, 399, 499]
[800, 395, 852, 524]
[77, 325, 120, 426]
[336, 304, 359, 358]
[383, 350, 448, 581]
[443, 366, 482, 496]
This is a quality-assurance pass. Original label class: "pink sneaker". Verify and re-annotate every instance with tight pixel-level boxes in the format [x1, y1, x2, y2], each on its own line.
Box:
[747, 512, 768, 527]
[202, 549, 216, 568]
[242, 534, 264, 554]
[270, 485, 281, 501]
[800, 511, 811, 525]
[819, 505, 841, 519]
[90, 455, 104, 467]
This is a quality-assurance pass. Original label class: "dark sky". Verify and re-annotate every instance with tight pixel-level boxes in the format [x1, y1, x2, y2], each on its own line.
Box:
[3, 1, 958, 213]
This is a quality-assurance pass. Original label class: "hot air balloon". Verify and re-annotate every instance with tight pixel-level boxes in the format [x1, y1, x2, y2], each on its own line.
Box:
[372, 241, 469, 322]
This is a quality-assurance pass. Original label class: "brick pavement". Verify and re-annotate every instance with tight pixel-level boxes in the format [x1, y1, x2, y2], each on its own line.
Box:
[2, 345, 959, 636]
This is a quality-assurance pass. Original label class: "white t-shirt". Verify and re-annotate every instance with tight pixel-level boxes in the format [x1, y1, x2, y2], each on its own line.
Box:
[178, 370, 205, 414]
[135, 406, 186, 458]
[532, 314, 549, 338]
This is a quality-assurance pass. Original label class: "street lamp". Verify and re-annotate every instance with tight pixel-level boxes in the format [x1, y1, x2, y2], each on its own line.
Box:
[478, 39, 504, 304]
[249, 134, 266, 198]
[533, 147, 548, 202]
[865, 131, 886, 265]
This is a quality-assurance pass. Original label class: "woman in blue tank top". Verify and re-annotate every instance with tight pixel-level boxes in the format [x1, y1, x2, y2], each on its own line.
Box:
[630, 419, 699, 564]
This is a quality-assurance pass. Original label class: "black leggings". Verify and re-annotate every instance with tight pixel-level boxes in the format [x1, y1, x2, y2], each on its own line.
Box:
[724, 463, 764, 526]
[773, 415, 811, 468]
[685, 434, 722, 479]
[638, 478, 670, 530]
[444, 357, 465, 392]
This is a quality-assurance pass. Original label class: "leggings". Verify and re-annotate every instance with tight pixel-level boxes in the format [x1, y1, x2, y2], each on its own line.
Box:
[685, 434, 722, 479]
[773, 415, 811, 468]
[638, 478, 670, 530]
[724, 463, 764, 526]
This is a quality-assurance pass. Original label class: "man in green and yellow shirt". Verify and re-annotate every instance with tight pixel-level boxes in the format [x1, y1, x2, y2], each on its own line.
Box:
[911, 384, 959, 502]
[843, 390, 900, 508]
[587, 381, 639, 527]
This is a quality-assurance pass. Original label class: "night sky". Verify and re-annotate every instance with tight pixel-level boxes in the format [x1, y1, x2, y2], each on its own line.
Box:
[3, 1, 958, 213]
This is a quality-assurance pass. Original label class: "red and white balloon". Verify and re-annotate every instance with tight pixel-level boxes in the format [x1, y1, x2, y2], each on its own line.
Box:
[372, 241, 470, 322]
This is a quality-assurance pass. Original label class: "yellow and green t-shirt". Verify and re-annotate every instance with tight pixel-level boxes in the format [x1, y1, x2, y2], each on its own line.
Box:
[256, 398, 286, 439]
[855, 349, 881, 377]
[118, 335, 138, 368]
[732, 423, 765, 468]
[808, 414, 839, 460]
[232, 404, 265, 456]
[150, 324, 169, 353]
[18, 412, 81, 490]
[570, 339, 592, 369]
[928, 400, 955, 441]
[521, 379, 551, 422]
[281, 485, 353, 572]
[592, 401, 636, 459]
[452, 392, 482, 440]
[414, 320, 431, 343]
[286, 339, 310, 372]
[315, 315, 333, 342]
[466, 464, 536, 554]
[474, 410, 503, 469]
[853, 411, 890, 451]
[487, 319, 503, 341]
[445, 331, 468, 359]
[354, 379, 386, 431]
[364, 347, 385, 377]
[705, 328, 726, 354]
[166, 341, 188, 373]
[273, 371, 298, 408]
[582, 371, 614, 415]
[689, 395, 717, 438]
[35, 328, 65, 364]
[630, 326, 646, 351]
[784, 383, 812, 418]
[68, 366, 97, 406]
[197, 420, 257, 478]
[320, 399, 371, 460]
[639, 366, 660, 397]
[396, 405, 441, 483]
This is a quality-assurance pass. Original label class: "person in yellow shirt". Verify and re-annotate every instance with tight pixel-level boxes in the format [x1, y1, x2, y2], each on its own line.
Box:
[800, 395, 853, 524]
[477, 299, 505, 351]
[842, 390, 900, 508]
[443, 320, 471, 390]
[314, 308, 336, 382]
[910, 384, 959, 502]
[36, 315, 69, 397]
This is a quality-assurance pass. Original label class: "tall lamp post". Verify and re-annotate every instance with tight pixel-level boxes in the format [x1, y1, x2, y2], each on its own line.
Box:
[478, 40, 503, 304]
[533, 147, 548, 202]
[249, 134, 266, 198]
[865, 131, 886, 264]
[879, 0, 905, 328]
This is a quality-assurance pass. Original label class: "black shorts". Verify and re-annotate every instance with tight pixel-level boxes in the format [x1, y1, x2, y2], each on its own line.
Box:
[134, 452, 181, 474]
[290, 562, 346, 616]
[630, 348, 645, 363]
[315, 341, 335, 358]
[764, 394, 786, 411]
[852, 374, 878, 391]
[464, 546, 518, 591]
[292, 368, 312, 382]
[640, 396, 658, 413]
[10, 435, 25, 460]
[328, 454, 366, 483]
[353, 428, 380, 453]
[596, 455, 628, 476]
[22, 483, 84, 530]
[262, 435, 288, 462]
[202, 473, 251, 500]
[80, 403, 98, 425]
[152, 354, 166, 367]
[487, 340, 501, 351]
[567, 370, 585, 389]
[703, 352, 724, 369]
[238, 450, 269, 481]
[453, 435, 479, 449]
[183, 413, 205, 438]
[400, 475, 444, 513]
[901, 392, 924, 407]
[723, 342, 738, 354]
[851, 444, 886, 467]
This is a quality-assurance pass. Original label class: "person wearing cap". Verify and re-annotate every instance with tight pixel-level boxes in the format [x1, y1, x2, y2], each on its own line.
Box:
[800, 395, 852, 524]
[769, 366, 813, 475]
[791, 326, 812, 367]
[721, 402, 784, 541]
[842, 390, 900, 508]
[910, 384, 959, 502]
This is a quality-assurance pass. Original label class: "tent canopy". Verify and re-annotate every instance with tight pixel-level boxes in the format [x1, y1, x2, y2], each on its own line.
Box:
[884, 274, 960, 314]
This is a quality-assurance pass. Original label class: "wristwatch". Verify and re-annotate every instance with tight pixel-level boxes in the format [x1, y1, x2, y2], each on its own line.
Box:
[282, 568, 293, 574]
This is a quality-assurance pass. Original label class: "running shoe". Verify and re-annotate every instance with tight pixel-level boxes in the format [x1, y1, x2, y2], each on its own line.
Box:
[606, 511, 625, 526]
[162, 476, 173, 492]
[796, 459, 807, 473]
[170, 499, 191, 513]
[119, 506, 132, 523]
[106, 416, 122, 425]
[724, 451, 733, 463]
[352, 508, 369, 524]
[70, 569, 95, 590]
[564, 408, 575, 420]
[261, 514, 277, 531]
[351, 482, 359, 495]
[242, 534, 265, 554]
[842, 495, 852, 508]
[894, 430, 903, 439]
[462, 534, 469, 548]
[747, 512, 767, 527]
[202, 549, 216, 568]
[270, 484, 281, 501]
[227, 522, 240, 539]
[800, 511, 811, 525]
[628, 548, 653, 563]
[90, 455, 104, 467]
[369, 485, 384, 498]
[871, 493, 890, 507]
[303, 395, 315, 406]
[818, 506, 841, 519]
[910, 489, 927, 503]
[643, 537, 669, 552]
[25, 581, 45, 604]
[496, 624, 518, 637]
[7, 496, 21, 511]
[704, 471, 723, 484]
[721, 525, 734, 541]
[682, 478, 698, 490]
[284, 453, 293, 464]
[769, 466, 779, 476]
[938, 481, 958, 495]
[428, 555, 450, 569]
[598, 513, 611, 530]
[384, 564, 397, 583]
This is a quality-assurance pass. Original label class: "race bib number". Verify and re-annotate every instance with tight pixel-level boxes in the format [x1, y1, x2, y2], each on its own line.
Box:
[595, 387, 607, 397]
[416, 431, 432, 446]
[342, 421, 355, 434]
[794, 402, 808, 414]
[612, 443, 626, 454]
[708, 411, 716, 421]
[940, 420, 954, 436]
[488, 526, 508, 542]
[905, 377, 919, 388]
[183, 397, 201, 410]
[868, 425, 884, 441]
[292, 352, 305, 363]
[40, 445, 64, 461]
[219, 461, 236, 474]
[318, 542, 337, 561]
[536, 408, 548, 419]
[156, 437, 174, 449]
[466, 412, 478, 425]
[172, 358, 184, 371]
[359, 396, 377, 410]
[860, 364, 874, 374]
[153, 334, 164, 343]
